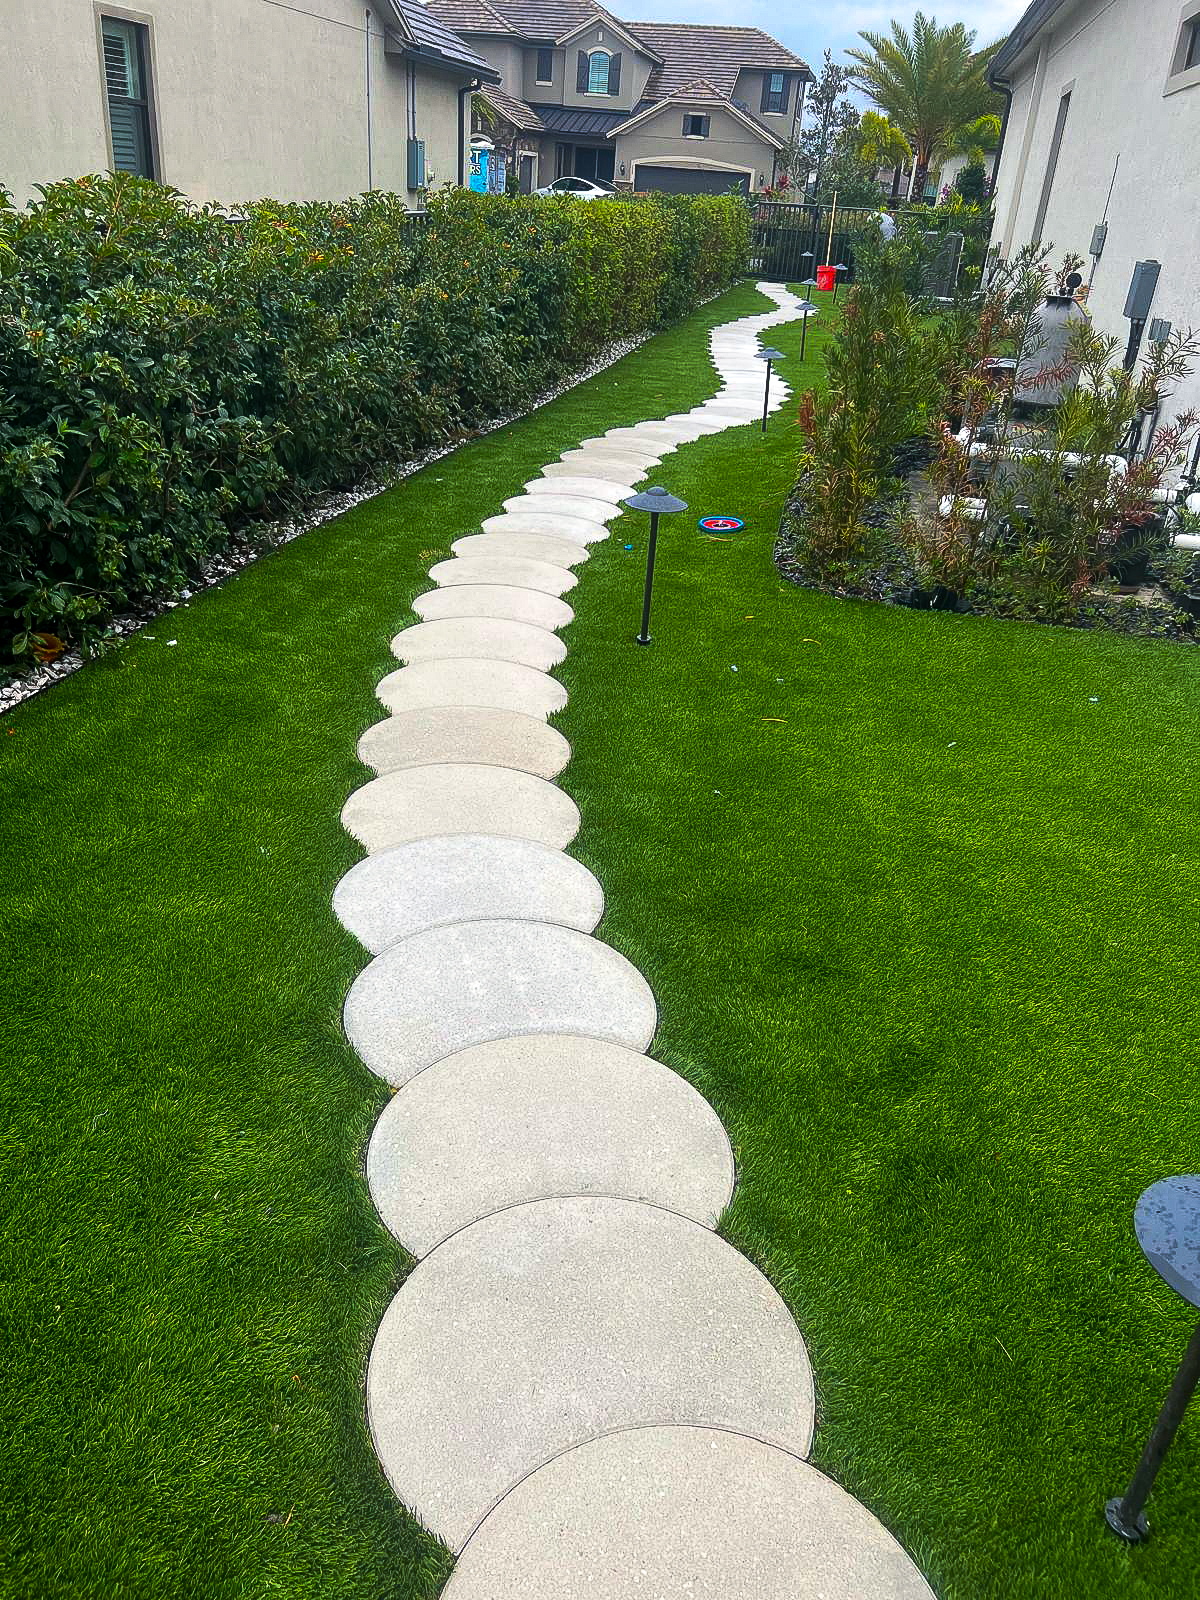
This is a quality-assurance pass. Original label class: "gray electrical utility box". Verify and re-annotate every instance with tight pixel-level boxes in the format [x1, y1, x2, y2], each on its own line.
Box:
[1124, 260, 1161, 321]
[407, 139, 426, 191]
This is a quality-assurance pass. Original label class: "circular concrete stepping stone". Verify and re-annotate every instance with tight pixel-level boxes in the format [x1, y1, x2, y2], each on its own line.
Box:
[451, 531, 589, 570]
[334, 839, 602, 956]
[367, 1035, 734, 1255]
[412, 584, 574, 632]
[345, 921, 656, 1085]
[481, 511, 608, 545]
[391, 617, 565, 671]
[357, 707, 570, 780]
[605, 423, 698, 445]
[523, 474, 636, 502]
[575, 437, 663, 462]
[342, 765, 579, 855]
[428, 554, 577, 597]
[367, 1196, 814, 1550]
[376, 659, 567, 721]
[502, 493, 622, 523]
[542, 458, 646, 486]
[445, 1427, 936, 1599]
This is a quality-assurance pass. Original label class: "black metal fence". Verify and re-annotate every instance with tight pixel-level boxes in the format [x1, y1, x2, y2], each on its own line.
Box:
[751, 201, 991, 288]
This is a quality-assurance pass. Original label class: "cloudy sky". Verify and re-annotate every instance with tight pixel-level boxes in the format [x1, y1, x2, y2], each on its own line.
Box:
[618, 0, 1028, 79]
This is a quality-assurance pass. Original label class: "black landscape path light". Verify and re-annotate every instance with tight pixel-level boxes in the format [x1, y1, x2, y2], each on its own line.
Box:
[832, 263, 848, 303]
[624, 485, 688, 646]
[757, 348, 785, 433]
[1105, 1174, 1200, 1543]
[796, 300, 817, 363]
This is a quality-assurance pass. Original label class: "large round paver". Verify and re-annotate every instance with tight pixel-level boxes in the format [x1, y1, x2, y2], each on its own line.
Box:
[542, 458, 646, 487]
[523, 474, 638, 502]
[445, 1427, 936, 1599]
[342, 765, 579, 855]
[451, 531, 589, 570]
[412, 584, 574, 632]
[344, 920, 656, 1085]
[376, 659, 567, 720]
[502, 493, 622, 523]
[428, 555, 576, 597]
[334, 839, 602, 956]
[391, 617, 565, 671]
[367, 1035, 734, 1255]
[357, 707, 570, 780]
[481, 510, 609, 545]
[367, 1196, 814, 1551]
[574, 438, 663, 463]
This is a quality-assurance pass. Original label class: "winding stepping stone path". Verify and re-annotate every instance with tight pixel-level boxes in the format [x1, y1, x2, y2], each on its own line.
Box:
[333, 285, 937, 1595]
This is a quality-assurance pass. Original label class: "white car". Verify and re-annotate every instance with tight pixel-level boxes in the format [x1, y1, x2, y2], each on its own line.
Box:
[534, 176, 617, 200]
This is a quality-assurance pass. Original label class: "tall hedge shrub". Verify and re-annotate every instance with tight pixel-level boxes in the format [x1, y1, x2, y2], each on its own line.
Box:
[0, 175, 749, 660]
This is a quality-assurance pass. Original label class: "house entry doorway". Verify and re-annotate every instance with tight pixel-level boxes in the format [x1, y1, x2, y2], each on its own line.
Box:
[555, 142, 615, 182]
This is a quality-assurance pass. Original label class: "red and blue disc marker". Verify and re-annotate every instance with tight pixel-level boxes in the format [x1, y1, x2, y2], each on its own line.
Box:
[698, 516, 745, 532]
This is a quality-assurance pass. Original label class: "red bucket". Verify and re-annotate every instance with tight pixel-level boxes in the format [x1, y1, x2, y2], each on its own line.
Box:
[816, 264, 836, 293]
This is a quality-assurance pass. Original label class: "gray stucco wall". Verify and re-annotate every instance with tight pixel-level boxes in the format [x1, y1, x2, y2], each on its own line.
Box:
[615, 104, 774, 191]
[1, 0, 472, 208]
[559, 22, 651, 113]
[991, 0, 1200, 435]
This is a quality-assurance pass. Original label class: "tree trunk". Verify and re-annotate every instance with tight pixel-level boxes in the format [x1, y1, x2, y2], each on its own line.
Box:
[913, 159, 929, 204]
[890, 164, 902, 200]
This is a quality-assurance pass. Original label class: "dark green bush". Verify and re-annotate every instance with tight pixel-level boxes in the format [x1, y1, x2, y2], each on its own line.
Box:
[0, 175, 748, 660]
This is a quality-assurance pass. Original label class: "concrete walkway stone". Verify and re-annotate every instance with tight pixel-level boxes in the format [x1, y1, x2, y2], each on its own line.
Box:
[574, 438, 663, 462]
[366, 1195, 815, 1551]
[357, 706, 570, 780]
[541, 458, 648, 486]
[341, 764, 579, 854]
[391, 616, 565, 671]
[451, 531, 590, 570]
[445, 1427, 937, 1599]
[334, 838, 602, 956]
[481, 510, 609, 544]
[428, 554, 577, 597]
[502, 492, 622, 523]
[523, 474, 637, 502]
[366, 1034, 734, 1255]
[345, 920, 656, 1086]
[412, 584, 574, 632]
[375, 659, 567, 720]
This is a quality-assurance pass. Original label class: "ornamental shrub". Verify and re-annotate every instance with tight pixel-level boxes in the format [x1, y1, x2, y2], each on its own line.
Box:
[0, 175, 749, 661]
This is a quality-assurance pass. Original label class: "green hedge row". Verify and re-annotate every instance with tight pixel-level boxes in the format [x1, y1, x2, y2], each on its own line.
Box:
[0, 176, 749, 660]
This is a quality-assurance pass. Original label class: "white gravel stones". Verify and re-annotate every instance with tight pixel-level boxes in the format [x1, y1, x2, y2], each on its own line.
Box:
[428, 555, 577, 597]
[375, 659, 567, 720]
[367, 1196, 815, 1551]
[367, 1034, 734, 1255]
[412, 584, 574, 632]
[344, 920, 656, 1086]
[451, 531, 590, 570]
[334, 838, 602, 956]
[391, 616, 566, 670]
[357, 706, 570, 780]
[502, 492, 622, 522]
[445, 1427, 936, 1600]
[480, 510, 609, 544]
[342, 765, 580, 854]
[524, 473, 637, 501]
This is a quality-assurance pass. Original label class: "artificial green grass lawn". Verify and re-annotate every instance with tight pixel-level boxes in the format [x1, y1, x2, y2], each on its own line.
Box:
[3, 281, 1198, 1599]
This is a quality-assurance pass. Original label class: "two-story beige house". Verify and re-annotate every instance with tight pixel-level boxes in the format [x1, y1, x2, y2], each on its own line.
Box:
[1, 0, 499, 209]
[433, 0, 810, 195]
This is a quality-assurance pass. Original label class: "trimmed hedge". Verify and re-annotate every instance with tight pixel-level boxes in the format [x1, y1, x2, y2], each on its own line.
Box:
[0, 176, 749, 660]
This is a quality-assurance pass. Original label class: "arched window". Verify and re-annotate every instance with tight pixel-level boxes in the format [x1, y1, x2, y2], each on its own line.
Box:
[587, 50, 611, 94]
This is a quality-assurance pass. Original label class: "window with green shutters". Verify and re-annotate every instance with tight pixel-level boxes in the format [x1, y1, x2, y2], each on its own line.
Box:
[101, 17, 155, 178]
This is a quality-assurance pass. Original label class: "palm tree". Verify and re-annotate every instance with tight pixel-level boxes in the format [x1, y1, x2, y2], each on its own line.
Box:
[856, 110, 913, 201]
[846, 14, 1002, 202]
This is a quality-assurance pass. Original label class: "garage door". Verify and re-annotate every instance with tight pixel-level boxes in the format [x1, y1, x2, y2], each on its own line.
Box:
[635, 166, 750, 196]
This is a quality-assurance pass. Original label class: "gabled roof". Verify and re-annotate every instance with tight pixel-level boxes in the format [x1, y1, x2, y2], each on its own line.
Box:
[633, 24, 810, 98]
[555, 9, 663, 60]
[481, 85, 548, 129]
[610, 84, 787, 148]
[387, 0, 502, 76]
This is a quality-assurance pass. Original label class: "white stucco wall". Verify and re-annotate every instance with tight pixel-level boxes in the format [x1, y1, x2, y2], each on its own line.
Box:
[992, 0, 1200, 434]
[0, 0, 473, 208]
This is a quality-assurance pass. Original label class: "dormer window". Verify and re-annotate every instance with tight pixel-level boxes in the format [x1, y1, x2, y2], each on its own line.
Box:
[577, 46, 621, 95]
[588, 49, 612, 93]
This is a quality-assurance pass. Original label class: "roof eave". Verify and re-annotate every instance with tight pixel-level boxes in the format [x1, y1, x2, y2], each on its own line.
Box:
[988, 2, 1057, 82]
